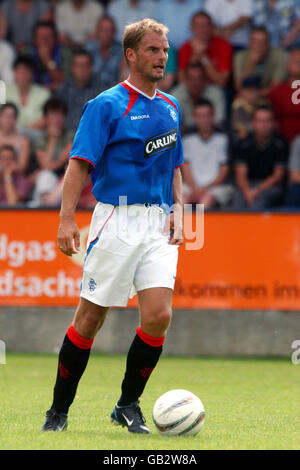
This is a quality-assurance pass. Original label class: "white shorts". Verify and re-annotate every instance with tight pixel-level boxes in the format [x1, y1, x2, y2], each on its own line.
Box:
[80, 202, 179, 307]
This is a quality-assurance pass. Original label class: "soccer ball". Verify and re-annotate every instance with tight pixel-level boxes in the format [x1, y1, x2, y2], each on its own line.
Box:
[152, 389, 205, 436]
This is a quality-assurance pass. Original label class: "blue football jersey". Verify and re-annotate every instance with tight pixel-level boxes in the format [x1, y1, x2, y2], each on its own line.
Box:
[69, 80, 184, 209]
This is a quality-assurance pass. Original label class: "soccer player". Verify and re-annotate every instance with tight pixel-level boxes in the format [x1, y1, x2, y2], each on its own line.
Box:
[41, 18, 184, 434]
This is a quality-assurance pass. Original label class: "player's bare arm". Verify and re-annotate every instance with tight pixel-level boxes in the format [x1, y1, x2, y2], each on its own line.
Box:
[58, 158, 90, 256]
[167, 167, 184, 246]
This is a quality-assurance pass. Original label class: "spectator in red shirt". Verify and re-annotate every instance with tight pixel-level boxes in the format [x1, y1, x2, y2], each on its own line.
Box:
[268, 48, 300, 142]
[178, 11, 233, 87]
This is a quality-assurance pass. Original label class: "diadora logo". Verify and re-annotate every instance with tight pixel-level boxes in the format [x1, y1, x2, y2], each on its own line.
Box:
[144, 128, 178, 158]
[130, 114, 150, 120]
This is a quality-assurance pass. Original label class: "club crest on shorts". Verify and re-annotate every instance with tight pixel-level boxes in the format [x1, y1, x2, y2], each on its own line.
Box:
[89, 278, 97, 292]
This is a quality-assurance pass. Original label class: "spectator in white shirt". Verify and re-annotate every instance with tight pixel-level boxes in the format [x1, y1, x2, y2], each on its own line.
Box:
[0, 40, 15, 83]
[107, 0, 157, 41]
[55, 0, 104, 48]
[182, 99, 234, 208]
[156, 0, 205, 50]
[205, 0, 252, 49]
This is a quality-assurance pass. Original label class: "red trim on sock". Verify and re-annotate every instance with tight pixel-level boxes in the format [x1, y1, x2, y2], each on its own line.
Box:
[66, 325, 94, 350]
[136, 326, 165, 347]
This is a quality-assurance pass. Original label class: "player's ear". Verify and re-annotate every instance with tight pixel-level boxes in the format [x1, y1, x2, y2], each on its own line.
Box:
[125, 48, 136, 65]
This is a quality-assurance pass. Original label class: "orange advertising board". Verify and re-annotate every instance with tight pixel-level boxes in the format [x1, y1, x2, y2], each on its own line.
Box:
[0, 209, 300, 310]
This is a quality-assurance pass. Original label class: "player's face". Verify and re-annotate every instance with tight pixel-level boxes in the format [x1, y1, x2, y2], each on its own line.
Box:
[133, 32, 169, 83]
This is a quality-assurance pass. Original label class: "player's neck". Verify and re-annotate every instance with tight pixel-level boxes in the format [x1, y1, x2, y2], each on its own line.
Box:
[126, 74, 157, 99]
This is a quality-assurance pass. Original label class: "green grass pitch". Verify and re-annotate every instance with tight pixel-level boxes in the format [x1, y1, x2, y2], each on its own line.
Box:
[0, 353, 299, 450]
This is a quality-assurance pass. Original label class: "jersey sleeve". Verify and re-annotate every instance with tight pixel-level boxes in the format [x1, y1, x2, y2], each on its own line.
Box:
[69, 97, 110, 172]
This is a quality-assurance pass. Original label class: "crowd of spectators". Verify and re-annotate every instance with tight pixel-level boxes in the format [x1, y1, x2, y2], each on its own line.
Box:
[0, 0, 299, 211]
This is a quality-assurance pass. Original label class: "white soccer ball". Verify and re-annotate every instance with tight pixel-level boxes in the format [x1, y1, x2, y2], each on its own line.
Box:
[152, 389, 205, 436]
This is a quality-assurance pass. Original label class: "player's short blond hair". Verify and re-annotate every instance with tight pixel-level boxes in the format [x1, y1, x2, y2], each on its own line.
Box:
[123, 18, 169, 62]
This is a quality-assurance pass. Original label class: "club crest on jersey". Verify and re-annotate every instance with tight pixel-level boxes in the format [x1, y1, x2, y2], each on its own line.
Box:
[168, 105, 178, 122]
[144, 128, 178, 158]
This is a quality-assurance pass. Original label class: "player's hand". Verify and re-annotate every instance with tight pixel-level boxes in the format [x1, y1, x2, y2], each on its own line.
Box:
[163, 212, 184, 246]
[57, 219, 80, 256]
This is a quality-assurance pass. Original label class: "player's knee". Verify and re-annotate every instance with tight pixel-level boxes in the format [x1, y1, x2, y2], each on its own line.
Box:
[74, 310, 105, 338]
[159, 308, 172, 329]
[146, 306, 172, 332]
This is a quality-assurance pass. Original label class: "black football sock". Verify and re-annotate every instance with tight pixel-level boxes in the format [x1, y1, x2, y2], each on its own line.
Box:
[117, 326, 165, 407]
[51, 325, 94, 414]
